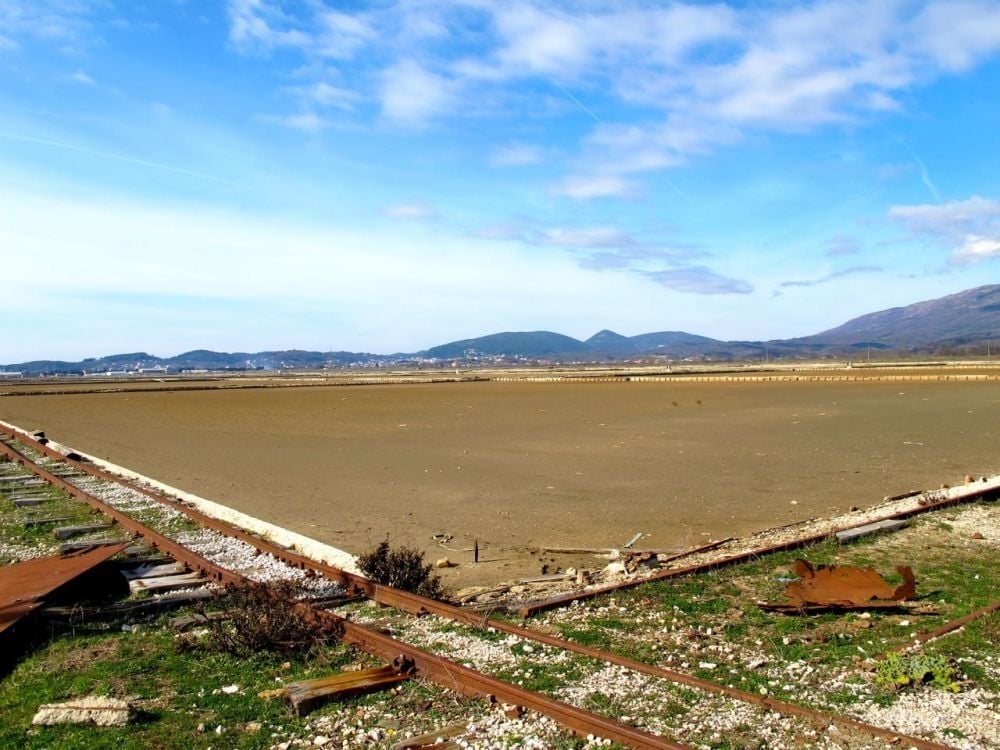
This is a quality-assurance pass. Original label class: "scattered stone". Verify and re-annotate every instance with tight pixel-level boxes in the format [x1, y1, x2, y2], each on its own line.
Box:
[434, 557, 454, 569]
[32, 696, 132, 727]
[971, 532, 985, 540]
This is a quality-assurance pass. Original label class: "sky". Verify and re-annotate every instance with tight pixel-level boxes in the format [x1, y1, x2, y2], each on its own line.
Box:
[2, 0, 1000, 362]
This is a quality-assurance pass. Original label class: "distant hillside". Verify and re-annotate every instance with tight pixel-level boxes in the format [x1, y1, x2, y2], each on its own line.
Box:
[800, 284, 1000, 349]
[423, 331, 586, 359]
[3, 284, 998, 375]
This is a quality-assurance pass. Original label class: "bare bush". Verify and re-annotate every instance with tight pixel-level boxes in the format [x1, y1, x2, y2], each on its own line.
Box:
[202, 580, 341, 657]
[357, 540, 443, 599]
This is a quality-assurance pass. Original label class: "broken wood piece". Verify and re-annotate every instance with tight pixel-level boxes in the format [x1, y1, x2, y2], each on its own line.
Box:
[23, 516, 73, 528]
[170, 611, 230, 632]
[539, 546, 618, 555]
[285, 665, 410, 716]
[128, 572, 205, 594]
[119, 562, 187, 581]
[53, 523, 114, 540]
[835, 519, 907, 544]
[32, 695, 132, 727]
[390, 723, 468, 750]
[13, 498, 46, 508]
[40, 589, 214, 620]
[518, 573, 575, 584]
[623, 532, 644, 549]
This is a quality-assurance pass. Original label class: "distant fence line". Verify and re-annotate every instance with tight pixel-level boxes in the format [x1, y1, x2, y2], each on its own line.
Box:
[490, 374, 999, 384]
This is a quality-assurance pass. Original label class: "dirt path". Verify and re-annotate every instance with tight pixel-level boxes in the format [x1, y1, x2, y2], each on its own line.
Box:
[2, 378, 998, 589]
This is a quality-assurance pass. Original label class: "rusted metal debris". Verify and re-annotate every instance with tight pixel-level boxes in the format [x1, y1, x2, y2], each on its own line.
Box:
[0, 543, 129, 637]
[284, 664, 411, 716]
[759, 559, 916, 613]
[0, 428, 961, 750]
[893, 598, 1000, 654]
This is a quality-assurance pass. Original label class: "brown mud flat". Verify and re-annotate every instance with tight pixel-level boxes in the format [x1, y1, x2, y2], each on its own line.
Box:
[2, 376, 998, 590]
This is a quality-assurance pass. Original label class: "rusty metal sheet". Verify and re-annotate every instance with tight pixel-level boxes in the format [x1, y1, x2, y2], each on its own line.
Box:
[760, 559, 916, 612]
[0, 543, 129, 635]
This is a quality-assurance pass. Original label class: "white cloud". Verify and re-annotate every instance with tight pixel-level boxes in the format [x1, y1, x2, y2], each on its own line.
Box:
[491, 5, 591, 78]
[0, 186, 674, 359]
[538, 227, 635, 248]
[779, 265, 883, 288]
[70, 69, 95, 85]
[490, 143, 543, 167]
[227, 0, 310, 52]
[315, 9, 376, 59]
[553, 174, 635, 200]
[911, 0, 1000, 71]
[222, 1, 1000, 184]
[826, 234, 861, 257]
[644, 266, 753, 295]
[953, 235, 1000, 263]
[380, 60, 455, 124]
[383, 201, 438, 221]
[266, 111, 328, 133]
[0, 0, 99, 51]
[889, 196, 1000, 264]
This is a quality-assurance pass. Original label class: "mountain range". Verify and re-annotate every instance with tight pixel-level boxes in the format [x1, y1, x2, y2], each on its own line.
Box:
[3, 284, 999, 376]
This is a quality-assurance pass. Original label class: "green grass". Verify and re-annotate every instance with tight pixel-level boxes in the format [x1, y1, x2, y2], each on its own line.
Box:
[0, 618, 357, 750]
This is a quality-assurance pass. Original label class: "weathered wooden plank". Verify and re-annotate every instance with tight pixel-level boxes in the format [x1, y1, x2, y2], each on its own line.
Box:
[13, 498, 46, 508]
[835, 519, 907, 544]
[390, 723, 468, 749]
[119, 562, 187, 581]
[53, 523, 114, 540]
[23, 516, 73, 528]
[285, 666, 409, 716]
[60, 539, 126, 554]
[128, 573, 205, 594]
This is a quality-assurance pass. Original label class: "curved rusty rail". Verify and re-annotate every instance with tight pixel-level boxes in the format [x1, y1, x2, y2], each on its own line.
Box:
[518, 480, 1000, 617]
[0, 426, 958, 750]
[0, 434, 687, 750]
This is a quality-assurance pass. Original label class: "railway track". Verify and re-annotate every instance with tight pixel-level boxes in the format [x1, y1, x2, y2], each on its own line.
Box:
[0, 425, 990, 749]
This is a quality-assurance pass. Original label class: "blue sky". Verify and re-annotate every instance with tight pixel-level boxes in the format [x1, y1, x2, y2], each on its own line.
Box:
[2, 0, 1000, 361]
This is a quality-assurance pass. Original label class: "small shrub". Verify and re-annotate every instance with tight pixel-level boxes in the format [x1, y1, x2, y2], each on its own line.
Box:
[202, 580, 342, 657]
[875, 652, 962, 693]
[357, 539, 443, 599]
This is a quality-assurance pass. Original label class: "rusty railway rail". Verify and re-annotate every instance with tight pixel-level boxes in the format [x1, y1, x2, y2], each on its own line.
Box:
[0, 432, 687, 749]
[0, 426, 965, 750]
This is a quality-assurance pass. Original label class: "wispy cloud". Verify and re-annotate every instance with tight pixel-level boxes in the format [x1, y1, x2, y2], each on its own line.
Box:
[70, 69, 95, 85]
[263, 111, 329, 133]
[0, 1, 99, 49]
[577, 246, 701, 272]
[383, 201, 438, 221]
[889, 196, 1000, 264]
[223, 1, 1000, 191]
[538, 227, 636, 248]
[380, 60, 456, 124]
[644, 267, 753, 295]
[954, 236, 1000, 262]
[490, 143, 543, 168]
[826, 234, 861, 256]
[552, 174, 635, 200]
[779, 265, 883, 288]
